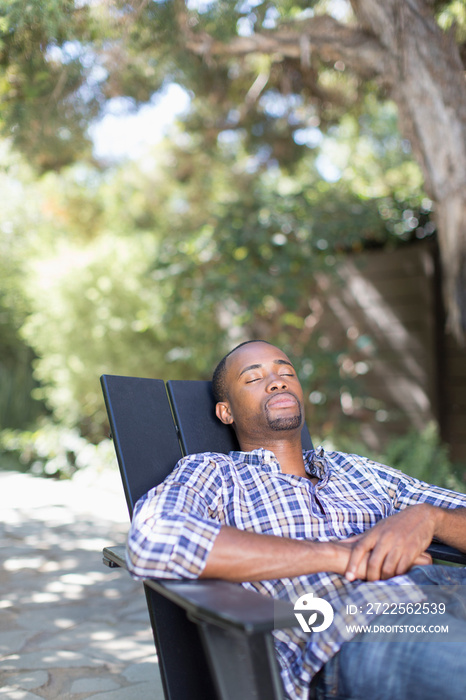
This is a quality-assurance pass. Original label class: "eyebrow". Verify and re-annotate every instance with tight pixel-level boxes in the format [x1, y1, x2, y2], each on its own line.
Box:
[238, 359, 294, 378]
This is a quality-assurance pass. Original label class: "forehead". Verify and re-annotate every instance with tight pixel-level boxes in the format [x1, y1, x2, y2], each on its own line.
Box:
[225, 342, 292, 380]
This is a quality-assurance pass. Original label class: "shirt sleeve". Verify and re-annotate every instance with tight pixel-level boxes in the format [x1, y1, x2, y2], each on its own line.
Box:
[362, 457, 466, 512]
[126, 453, 223, 580]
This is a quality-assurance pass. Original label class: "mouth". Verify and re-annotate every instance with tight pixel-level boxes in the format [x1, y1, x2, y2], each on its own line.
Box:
[266, 392, 298, 409]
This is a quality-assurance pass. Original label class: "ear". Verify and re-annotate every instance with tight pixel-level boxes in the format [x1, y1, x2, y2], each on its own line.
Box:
[215, 401, 234, 425]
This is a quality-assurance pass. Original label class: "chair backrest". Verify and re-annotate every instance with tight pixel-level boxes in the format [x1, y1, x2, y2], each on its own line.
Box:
[100, 374, 314, 700]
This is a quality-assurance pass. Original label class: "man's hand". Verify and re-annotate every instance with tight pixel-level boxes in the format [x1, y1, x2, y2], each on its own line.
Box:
[345, 504, 435, 582]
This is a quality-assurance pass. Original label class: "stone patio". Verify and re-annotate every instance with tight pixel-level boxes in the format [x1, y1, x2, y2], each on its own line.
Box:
[0, 467, 165, 699]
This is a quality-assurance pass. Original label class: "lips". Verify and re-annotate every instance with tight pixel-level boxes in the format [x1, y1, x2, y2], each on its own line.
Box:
[266, 393, 298, 409]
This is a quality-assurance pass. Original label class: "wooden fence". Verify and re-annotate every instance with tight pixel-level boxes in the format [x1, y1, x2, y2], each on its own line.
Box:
[319, 240, 465, 464]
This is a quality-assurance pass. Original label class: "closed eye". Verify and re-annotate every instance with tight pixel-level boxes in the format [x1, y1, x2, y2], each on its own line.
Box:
[246, 373, 294, 383]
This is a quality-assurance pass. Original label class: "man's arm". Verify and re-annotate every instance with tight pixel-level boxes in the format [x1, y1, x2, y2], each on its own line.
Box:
[434, 505, 466, 550]
[199, 525, 361, 581]
[345, 504, 466, 582]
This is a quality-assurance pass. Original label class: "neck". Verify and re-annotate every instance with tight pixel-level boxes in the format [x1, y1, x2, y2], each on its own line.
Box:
[238, 432, 307, 478]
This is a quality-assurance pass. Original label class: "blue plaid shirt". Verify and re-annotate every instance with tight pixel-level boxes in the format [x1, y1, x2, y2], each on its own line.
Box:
[127, 447, 466, 699]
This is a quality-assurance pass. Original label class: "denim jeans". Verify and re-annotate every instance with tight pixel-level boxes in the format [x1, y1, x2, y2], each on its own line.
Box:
[311, 566, 466, 700]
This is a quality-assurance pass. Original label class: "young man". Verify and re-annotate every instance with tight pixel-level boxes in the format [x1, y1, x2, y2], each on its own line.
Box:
[127, 340, 466, 699]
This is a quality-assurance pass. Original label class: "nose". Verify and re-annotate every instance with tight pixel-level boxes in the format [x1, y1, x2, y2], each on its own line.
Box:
[266, 373, 288, 393]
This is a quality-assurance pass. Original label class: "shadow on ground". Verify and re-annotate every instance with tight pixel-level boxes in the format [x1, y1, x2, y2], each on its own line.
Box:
[0, 470, 165, 699]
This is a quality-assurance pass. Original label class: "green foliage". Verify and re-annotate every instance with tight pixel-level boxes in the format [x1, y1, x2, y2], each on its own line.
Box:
[0, 344, 43, 430]
[0, 143, 46, 428]
[0, 89, 434, 444]
[0, 0, 98, 170]
[436, 1, 466, 44]
[0, 0, 461, 476]
[380, 423, 464, 492]
[20, 231, 169, 435]
[0, 420, 115, 478]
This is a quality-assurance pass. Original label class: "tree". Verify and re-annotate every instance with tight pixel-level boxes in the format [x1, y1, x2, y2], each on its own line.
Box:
[174, 0, 466, 342]
[0, 144, 46, 430]
[0, 0, 100, 170]
[0, 109, 417, 440]
[2, 1, 464, 339]
[0, 1, 446, 438]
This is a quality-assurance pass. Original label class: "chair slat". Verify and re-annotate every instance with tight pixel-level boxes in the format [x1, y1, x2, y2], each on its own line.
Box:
[100, 375, 182, 517]
[167, 380, 239, 456]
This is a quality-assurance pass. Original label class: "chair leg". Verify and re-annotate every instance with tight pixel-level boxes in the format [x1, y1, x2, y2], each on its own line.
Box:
[144, 585, 218, 700]
[196, 620, 285, 700]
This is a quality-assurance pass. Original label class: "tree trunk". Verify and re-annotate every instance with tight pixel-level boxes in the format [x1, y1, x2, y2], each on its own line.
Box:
[350, 0, 466, 341]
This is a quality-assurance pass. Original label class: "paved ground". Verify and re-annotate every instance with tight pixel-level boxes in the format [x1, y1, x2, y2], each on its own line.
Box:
[0, 466, 165, 699]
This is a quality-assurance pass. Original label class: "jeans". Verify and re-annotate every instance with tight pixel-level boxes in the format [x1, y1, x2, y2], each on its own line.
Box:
[311, 566, 466, 700]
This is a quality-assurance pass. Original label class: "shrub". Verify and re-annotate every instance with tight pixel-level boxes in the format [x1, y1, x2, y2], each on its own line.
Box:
[0, 421, 115, 479]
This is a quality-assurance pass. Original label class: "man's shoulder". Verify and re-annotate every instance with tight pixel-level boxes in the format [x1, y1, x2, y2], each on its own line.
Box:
[322, 448, 412, 488]
[174, 450, 235, 475]
[181, 450, 234, 464]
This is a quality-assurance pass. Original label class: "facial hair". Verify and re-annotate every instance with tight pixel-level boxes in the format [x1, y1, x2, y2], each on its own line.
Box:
[265, 403, 302, 431]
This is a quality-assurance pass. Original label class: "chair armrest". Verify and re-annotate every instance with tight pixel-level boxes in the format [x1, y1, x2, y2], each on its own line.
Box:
[427, 542, 466, 565]
[151, 579, 296, 635]
[102, 545, 296, 635]
[103, 544, 127, 568]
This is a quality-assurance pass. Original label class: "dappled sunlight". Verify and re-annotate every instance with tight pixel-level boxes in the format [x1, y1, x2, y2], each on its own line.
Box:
[4, 555, 47, 571]
[0, 468, 164, 698]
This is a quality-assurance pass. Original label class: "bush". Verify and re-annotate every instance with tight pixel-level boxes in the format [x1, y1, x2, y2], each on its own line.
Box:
[380, 422, 464, 492]
[0, 421, 115, 479]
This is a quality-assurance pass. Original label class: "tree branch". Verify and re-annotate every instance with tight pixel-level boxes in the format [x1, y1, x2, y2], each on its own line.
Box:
[176, 6, 389, 80]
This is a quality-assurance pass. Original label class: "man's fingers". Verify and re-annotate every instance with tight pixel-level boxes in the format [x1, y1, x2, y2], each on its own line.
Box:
[366, 543, 409, 581]
[380, 546, 418, 580]
[345, 537, 374, 581]
[414, 551, 433, 566]
[349, 545, 433, 581]
[345, 539, 432, 582]
[383, 544, 431, 580]
[396, 550, 432, 574]
[343, 510, 434, 582]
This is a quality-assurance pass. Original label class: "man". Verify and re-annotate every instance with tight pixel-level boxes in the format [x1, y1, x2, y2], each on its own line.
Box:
[127, 340, 466, 699]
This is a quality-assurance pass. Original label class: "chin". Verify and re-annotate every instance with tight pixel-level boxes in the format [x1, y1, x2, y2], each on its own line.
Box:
[268, 415, 302, 431]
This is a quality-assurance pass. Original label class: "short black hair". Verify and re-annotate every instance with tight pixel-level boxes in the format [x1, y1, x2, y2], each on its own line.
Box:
[212, 340, 273, 403]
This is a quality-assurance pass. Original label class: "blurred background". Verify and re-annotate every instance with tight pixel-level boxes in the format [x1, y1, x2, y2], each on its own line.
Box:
[1, 0, 466, 488]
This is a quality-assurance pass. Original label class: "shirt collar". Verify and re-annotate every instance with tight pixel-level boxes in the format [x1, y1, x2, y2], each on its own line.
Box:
[228, 446, 330, 478]
[305, 447, 329, 479]
[229, 448, 282, 471]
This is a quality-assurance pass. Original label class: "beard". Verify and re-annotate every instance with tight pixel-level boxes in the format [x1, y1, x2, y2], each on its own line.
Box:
[265, 404, 302, 431]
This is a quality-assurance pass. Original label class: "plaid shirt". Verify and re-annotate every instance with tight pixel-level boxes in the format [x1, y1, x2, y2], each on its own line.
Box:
[127, 447, 466, 699]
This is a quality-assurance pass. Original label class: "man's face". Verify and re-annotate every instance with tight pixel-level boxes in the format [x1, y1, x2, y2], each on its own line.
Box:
[215, 342, 304, 442]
